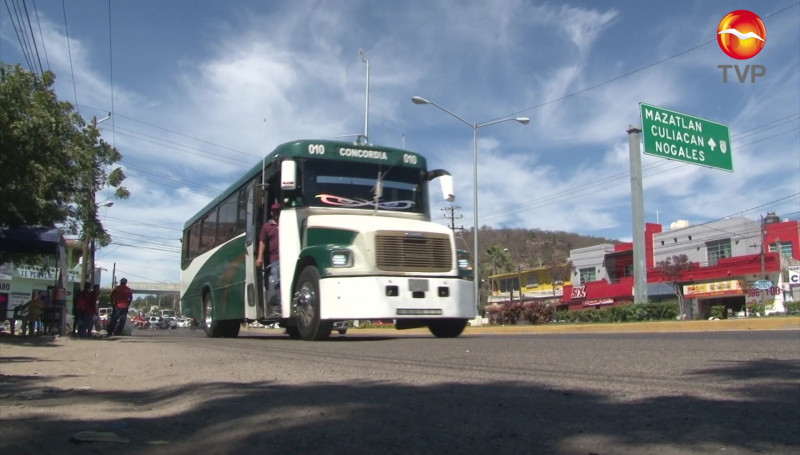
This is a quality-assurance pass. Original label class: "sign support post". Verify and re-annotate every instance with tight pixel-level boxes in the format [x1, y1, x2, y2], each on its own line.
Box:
[627, 125, 648, 305]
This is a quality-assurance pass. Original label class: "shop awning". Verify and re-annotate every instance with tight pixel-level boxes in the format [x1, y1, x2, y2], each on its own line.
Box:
[0, 226, 65, 255]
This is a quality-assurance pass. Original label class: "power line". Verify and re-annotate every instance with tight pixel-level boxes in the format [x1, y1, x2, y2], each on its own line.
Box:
[111, 126, 253, 168]
[21, 0, 43, 75]
[107, 0, 116, 148]
[31, 0, 49, 72]
[473, 117, 799, 226]
[78, 106, 259, 160]
[102, 215, 183, 231]
[5, 0, 34, 73]
[111, 267, 176, 284]
[107, 241, 180, 254]
[60, 0, 78, 110]
[493, 2, 800, 124]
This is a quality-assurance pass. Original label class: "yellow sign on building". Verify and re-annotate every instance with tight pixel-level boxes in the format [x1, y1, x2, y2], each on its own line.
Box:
[683, 280, 742, 298]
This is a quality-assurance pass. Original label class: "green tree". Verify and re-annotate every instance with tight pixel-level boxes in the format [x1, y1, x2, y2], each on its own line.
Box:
[158, 294, 180, 314]
[654, 254, 692, 318]
[0, 63, 129, 265]
[485, 244, 515, 276]
[0, 64, 83, 227]
[98, 287, 112, 308]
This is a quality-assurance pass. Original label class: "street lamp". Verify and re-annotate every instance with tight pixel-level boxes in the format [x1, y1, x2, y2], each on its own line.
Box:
[411, 96, 529, 314]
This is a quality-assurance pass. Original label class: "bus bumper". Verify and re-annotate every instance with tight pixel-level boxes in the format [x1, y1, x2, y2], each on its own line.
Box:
[318, 276, 476, 320]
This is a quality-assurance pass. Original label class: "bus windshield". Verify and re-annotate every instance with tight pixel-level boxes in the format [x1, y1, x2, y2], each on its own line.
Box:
[300, 159, 428, 214]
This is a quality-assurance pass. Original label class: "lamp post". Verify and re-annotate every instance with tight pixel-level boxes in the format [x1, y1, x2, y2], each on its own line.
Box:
[411, 96, 529, 315]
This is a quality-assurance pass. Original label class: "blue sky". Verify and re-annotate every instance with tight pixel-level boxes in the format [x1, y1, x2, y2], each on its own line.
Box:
[2, 0, 798, 287]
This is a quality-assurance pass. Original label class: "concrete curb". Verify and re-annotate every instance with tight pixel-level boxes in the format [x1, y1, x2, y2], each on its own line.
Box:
[346, 317, 800, 335]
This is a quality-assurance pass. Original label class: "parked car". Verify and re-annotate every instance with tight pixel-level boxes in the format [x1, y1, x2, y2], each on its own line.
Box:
[175, 317, 188, 328]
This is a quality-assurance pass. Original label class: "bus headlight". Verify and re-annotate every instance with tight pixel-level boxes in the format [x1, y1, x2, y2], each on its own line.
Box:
[331, 250, 353, 267]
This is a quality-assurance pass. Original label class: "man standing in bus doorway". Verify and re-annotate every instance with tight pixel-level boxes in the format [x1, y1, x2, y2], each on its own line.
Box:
[256, 202, 281, 315]
[106, 278, 133, 337]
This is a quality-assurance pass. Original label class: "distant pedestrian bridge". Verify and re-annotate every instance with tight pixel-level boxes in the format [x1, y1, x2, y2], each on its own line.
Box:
[125, 282, 179, 298]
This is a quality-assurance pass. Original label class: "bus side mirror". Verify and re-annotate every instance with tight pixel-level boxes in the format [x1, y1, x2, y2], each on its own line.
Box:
[281, 160, 297, 190]
[439, 174, 454, 202]
[427, 169, 455, 202]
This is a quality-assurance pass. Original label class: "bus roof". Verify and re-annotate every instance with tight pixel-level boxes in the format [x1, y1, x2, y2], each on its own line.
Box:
[183, 139, 429, 229]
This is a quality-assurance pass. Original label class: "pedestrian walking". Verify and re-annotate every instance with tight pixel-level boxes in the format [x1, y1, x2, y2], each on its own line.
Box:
[107, 278, 133, 337]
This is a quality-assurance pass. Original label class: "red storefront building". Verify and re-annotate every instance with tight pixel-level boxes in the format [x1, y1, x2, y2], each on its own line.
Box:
[560, 213, 799, 317]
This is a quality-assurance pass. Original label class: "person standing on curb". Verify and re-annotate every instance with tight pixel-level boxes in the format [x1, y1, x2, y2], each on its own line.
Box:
[76, 282, 94, 338]
[71, 285, 80, 337]
[20, 291, 45, 337]
[107, 278, 133, 337]
[90, 284, 101, 335]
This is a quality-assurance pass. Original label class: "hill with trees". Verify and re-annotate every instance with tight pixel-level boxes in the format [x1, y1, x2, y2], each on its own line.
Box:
[459, 226, 620, 274]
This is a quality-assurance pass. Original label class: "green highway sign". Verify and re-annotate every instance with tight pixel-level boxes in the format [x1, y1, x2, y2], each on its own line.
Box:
[640, 103, 733, 172]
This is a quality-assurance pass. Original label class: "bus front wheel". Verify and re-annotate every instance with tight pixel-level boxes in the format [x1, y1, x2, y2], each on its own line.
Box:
[293, 266, 332, 341]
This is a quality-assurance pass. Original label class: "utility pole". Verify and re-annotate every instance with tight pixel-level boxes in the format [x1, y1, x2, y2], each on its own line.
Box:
[441, 205, 463, 231]
[759, 215, 766, 314]
[80, 116, 98, 287]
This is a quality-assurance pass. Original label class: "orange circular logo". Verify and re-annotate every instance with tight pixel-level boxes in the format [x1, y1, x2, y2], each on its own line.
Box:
[717, 10, 766, 59]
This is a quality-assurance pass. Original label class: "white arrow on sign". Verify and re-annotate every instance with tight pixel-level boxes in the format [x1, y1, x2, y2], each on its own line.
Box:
[709, 138, 716, 151]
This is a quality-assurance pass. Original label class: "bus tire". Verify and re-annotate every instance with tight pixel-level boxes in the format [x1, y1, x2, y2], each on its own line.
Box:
[220, 320, 240, 338]
[203, 293, 221, 338]
[428, 319, 467, 338]
[285, 325, 302, 339]
[293, 266, 332, 341]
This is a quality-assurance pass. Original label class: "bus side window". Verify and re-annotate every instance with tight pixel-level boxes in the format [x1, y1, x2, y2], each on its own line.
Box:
[237, 186, 247, 235]
[182, 230, 191, 260]
[188, 224, 200, 258]
[200, 209, 218, 253]
[218, 195, 237, 243]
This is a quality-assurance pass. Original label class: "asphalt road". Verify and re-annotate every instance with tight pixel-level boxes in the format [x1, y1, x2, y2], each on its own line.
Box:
[1, 324, 799, 455]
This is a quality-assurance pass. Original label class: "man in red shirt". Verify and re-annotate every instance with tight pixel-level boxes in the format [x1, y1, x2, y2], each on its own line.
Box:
[107, 278, 133, 337]
[255, 203, 281, 313]
[75, 282, 95, 338]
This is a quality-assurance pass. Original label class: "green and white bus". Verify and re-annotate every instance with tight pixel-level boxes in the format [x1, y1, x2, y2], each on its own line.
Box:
[181, 139, 475, 340]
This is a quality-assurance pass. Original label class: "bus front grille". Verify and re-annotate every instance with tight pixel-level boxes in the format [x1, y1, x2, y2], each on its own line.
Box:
[375, 231, 452, 272]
